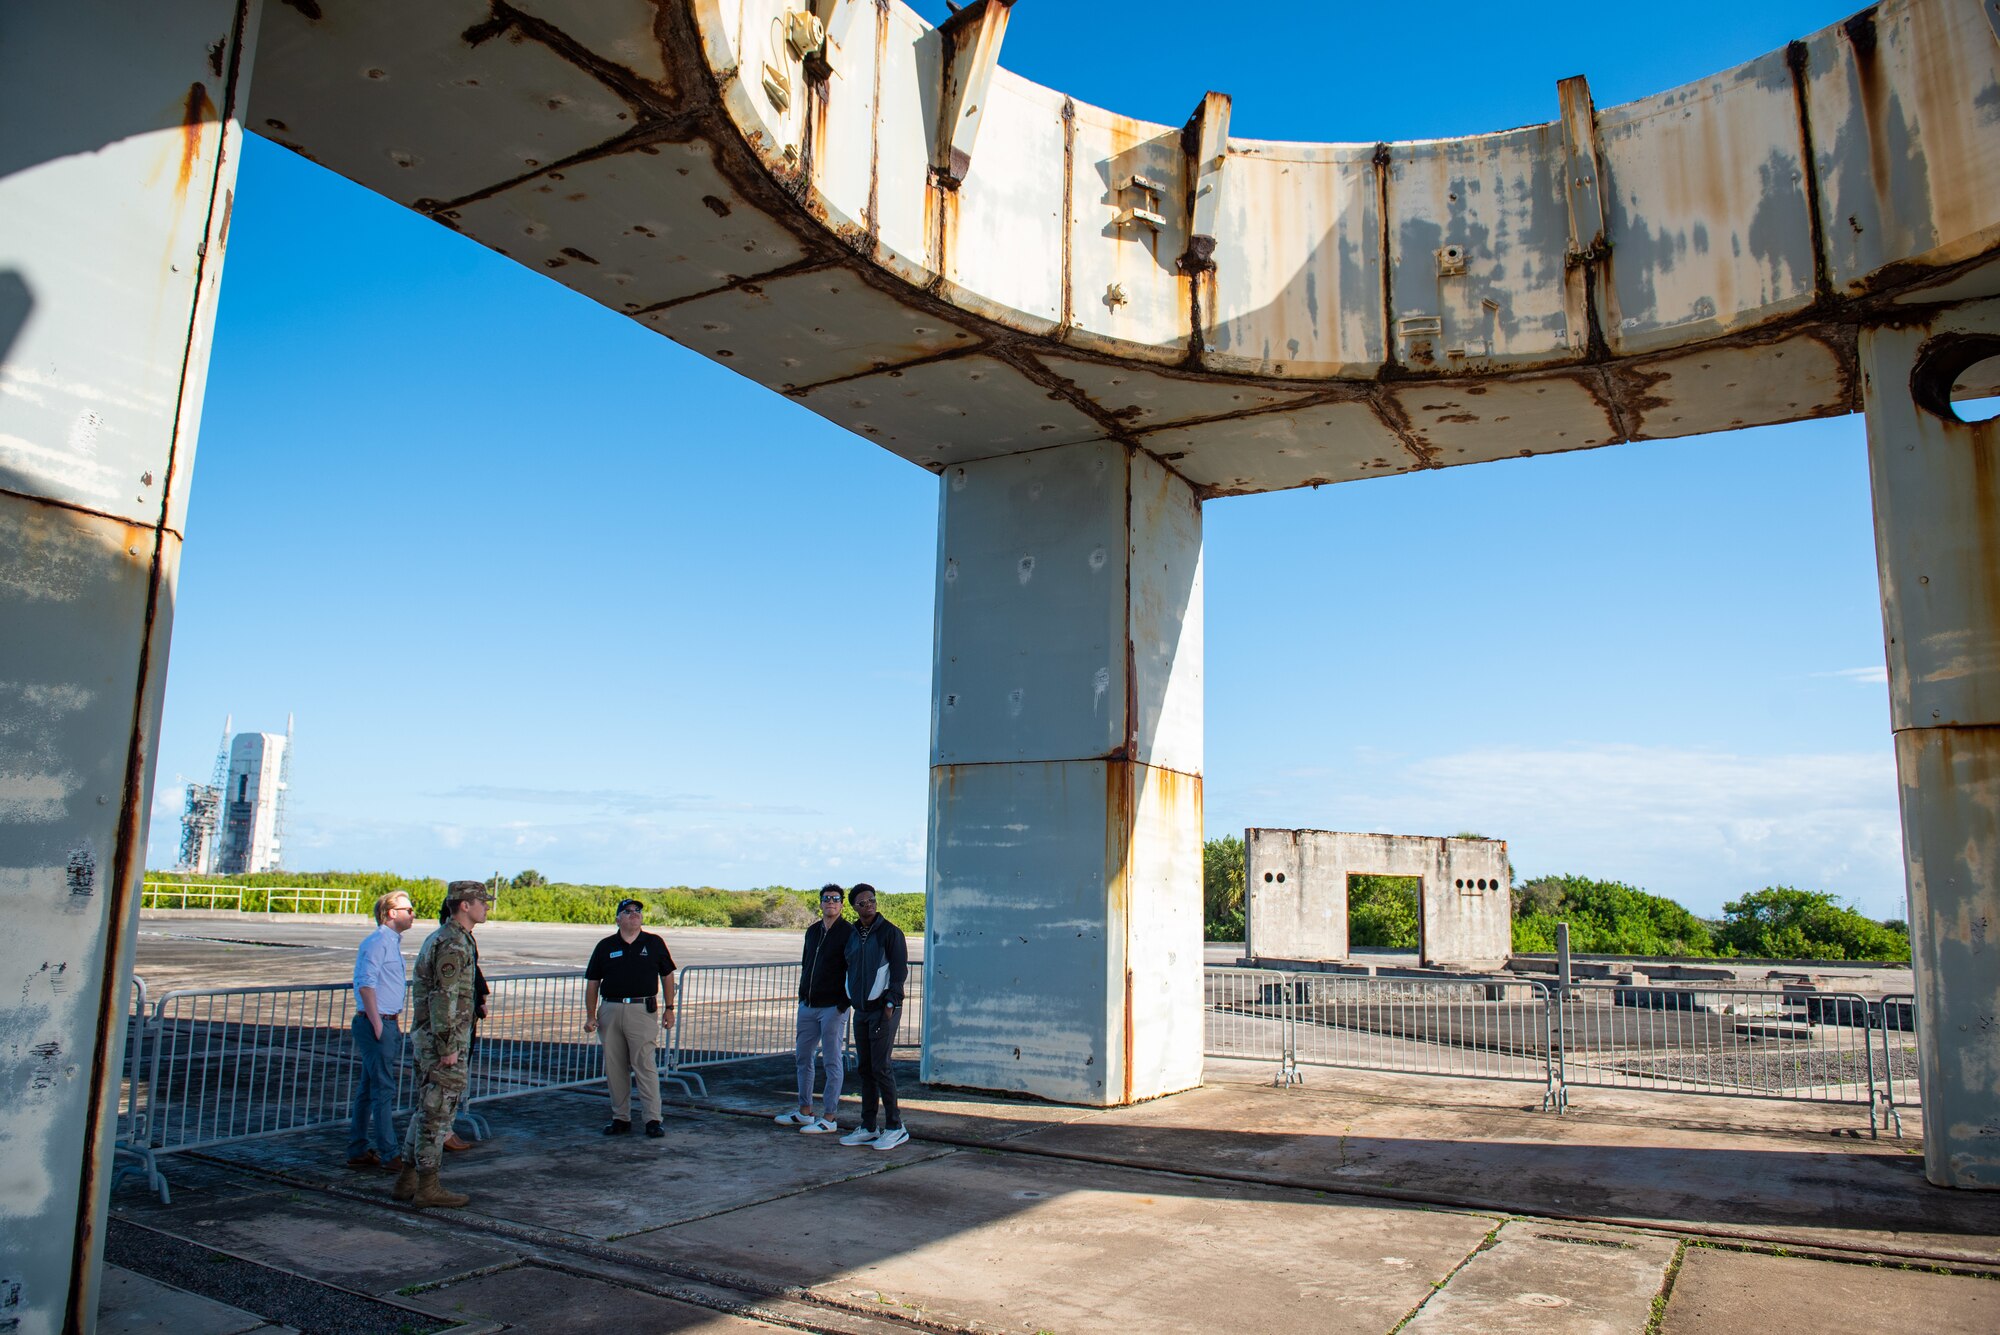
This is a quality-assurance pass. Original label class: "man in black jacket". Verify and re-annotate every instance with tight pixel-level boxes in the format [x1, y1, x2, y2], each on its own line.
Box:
[776, 883, 852, 1134]
[839, 884, 910, 1150]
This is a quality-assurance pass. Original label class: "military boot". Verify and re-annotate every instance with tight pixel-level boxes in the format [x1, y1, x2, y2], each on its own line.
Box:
[391, 1164, 419, 1201]
[411, 1168, 468, 1209]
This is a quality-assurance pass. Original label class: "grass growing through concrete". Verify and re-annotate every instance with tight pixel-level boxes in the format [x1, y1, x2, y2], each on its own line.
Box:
[1645, 1239, 1688, 1334]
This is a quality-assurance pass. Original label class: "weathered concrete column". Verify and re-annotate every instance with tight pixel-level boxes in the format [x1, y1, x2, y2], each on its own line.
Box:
[1861, 299, 2000, 1189]
[924, 440, 1204, 1105]
[0, 3, 256, 1325]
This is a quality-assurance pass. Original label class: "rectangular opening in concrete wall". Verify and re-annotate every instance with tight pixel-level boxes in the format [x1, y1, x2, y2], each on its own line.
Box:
[1347, 874, 1421, 952]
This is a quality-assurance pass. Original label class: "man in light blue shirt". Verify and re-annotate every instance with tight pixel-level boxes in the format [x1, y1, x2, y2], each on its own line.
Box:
[347, 889, 415, 1170]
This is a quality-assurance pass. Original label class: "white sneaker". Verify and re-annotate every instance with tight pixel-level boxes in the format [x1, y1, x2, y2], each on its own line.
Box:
[839, 1126, 879, 1146]
[773, 1111, 813, 1126]
[872, 1126, 910, 1151]
[800, 1117, 839, 1134]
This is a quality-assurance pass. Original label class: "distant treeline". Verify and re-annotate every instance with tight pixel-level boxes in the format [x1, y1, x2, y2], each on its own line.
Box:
[1199, 835, 1911, 962]
[141, 868, 925, 935]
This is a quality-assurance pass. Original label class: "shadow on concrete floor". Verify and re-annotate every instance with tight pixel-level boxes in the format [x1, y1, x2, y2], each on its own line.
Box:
[107, 1057, 2000, 1335]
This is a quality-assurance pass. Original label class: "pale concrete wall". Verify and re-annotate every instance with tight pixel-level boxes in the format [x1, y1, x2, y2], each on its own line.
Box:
[1245, 830, 1512, 968]
[926, 440, 1203, 1105]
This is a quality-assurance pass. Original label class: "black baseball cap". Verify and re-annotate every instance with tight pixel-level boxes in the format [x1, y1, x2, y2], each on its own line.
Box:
[616, 898, 643, 914]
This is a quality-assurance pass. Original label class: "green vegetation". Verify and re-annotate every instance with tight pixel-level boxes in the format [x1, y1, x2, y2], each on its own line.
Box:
[1202, 835, 1246, 940]
[1347, 875, 1420, 949]
[1197, 838, 1908, 961]
[1714, 886, 1909, 961]
[1511, 874, 1718, 956]
[141, 868, 925, 934]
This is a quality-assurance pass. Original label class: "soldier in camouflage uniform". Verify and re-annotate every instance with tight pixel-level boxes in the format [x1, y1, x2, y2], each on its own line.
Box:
[392, 879, 492, 1208]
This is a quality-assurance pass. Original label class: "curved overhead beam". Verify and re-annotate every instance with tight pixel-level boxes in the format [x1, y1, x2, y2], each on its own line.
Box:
[250, 0, 2000, 494]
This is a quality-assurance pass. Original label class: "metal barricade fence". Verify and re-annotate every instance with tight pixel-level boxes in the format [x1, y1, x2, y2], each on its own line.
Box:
[1203, 967, 1299, 1080]
[148, 981, 370, 1153]
[1286, 975, 1560, 1107]
[1205, 969, 1915, 1127]
[116, 961, 1921, 1194]
[1554, 984, 1881, 1130]
[671, 961, 926, 1072]
[672, 963, 804, 1070]
[112, 975, 169, 1203]
[1875, 992, 1919, 1136]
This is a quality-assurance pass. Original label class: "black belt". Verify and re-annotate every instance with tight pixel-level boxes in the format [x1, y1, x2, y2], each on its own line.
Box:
[605, 995, 655, 1004]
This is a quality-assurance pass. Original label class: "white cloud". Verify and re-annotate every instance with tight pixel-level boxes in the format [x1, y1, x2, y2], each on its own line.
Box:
[1812, 666, 1889, 685]
[146, 807, 925, 893]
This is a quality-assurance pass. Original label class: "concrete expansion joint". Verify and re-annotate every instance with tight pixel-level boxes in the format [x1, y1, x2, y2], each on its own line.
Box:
[782, 339, 990, 397]
[929, 758, 1202, 779]
[0, 485, 181, 540]
[1890, 720, 2000, 736]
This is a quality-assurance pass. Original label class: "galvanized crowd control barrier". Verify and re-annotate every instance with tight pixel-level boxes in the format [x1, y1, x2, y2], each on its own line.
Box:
[1200, 966, 1918, 1132]
[112, 961, 1915, 1200]
[113, 961, 926, 1198]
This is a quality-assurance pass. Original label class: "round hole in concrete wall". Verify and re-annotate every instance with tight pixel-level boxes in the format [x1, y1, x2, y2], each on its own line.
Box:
[1263, 872, 1274, 883]
[1276, 872, 1286, 883]
[1455, 878, 1464, 889]
[1911, 335, 2000, 424]
[1951, 354, 2000, 423]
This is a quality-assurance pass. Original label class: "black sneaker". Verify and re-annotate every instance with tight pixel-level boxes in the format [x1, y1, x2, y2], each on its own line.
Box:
[602, 1119, 631, 1135]
[644, 1120, 664, 1138]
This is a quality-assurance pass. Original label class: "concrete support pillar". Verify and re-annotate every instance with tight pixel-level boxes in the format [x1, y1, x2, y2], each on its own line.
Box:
[924, 440, 1204, 1105]
[0, 3, 256, 1325]
[1861, 299, 2000, 1189]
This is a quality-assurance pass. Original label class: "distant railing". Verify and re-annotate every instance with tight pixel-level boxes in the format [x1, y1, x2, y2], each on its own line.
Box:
[140, 882, 370, 915]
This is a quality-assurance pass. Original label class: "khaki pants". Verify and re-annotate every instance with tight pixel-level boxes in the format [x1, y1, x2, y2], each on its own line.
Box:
[601, 1000, 661, 1123]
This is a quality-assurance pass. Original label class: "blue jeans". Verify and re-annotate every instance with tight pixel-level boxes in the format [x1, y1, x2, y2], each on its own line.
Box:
[348, 1012, 402, 1158]
[795, 1003, 846, 1117]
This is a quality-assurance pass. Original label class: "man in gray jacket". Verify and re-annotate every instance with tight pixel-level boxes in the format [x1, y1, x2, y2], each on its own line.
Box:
[838, 884, 910, 1150]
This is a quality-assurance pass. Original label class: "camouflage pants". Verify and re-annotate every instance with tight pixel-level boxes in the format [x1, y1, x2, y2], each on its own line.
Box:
[401, 1057, 469, 1169]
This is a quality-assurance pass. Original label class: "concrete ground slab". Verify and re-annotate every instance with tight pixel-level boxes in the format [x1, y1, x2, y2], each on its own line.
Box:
[412, 1264, 796, 1332]
[1008, 1071, 2000, 1262]
[200, 1094, 950, 1242]
[691, 1056, 1112, 1145]
[1400, 1220, 1680, 1333]
[1660, 1246, 2000, 1334]
[632, 1146, 1498, 1333]
[97, 1265, 293, 1335]
[116, 1184, 526, 1295]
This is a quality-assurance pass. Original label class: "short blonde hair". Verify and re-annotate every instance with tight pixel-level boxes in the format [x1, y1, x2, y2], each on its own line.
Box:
[373, 892, 410, 924]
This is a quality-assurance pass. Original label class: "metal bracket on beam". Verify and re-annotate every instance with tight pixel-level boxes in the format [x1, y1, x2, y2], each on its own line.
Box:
[1557, 74, 1607, 354]
[933, 0, 1015, 189]
[1558, 74, 1606, 262]
[1177, 91, 1231, 273]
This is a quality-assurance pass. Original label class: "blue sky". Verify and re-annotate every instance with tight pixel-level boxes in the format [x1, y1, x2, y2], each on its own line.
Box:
[147, 1, 1910, 918]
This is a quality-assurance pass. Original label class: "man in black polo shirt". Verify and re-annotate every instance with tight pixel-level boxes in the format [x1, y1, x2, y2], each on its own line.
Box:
[582, 898, 676, 1137]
